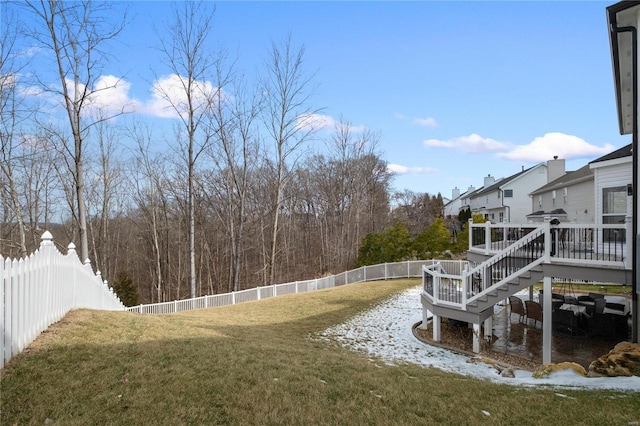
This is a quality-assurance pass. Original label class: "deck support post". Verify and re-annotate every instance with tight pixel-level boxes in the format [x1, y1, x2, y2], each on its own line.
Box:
[542, 276, 552, 364]
[472, 323, 481, 353]
[419, 307, 430, 330]
[432, 314, 441, 342]
[483, 317, 493, 341]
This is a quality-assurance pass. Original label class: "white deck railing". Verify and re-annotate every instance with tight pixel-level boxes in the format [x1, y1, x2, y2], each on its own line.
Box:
[469, 219, 632, 269]
[1, 232, 126, 369]
[423, 220, 632, 309]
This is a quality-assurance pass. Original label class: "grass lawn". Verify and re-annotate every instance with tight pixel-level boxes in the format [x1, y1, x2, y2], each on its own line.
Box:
[1, 279, 639, 425]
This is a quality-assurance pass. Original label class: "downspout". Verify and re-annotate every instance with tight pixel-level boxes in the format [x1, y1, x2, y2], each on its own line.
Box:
[612, 24, 638, 343]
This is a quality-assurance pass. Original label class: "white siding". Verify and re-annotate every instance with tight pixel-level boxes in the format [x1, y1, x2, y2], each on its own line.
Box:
[503, 165, 548, 223]
[592, 159, 632, 225]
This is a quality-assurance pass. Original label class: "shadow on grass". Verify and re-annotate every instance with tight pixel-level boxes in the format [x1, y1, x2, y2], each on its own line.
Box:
[2, 280, 639, 425]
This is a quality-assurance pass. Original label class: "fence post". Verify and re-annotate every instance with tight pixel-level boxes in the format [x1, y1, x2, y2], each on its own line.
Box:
[174, 300, 177, 313]
[66, 243, 77, 310]
[407, 261, 410, 278]
[232, 291, 236, 304]
[625, 215, 633, 270]
[364, 265, 367, 282]
[384, 263, 388, 280]
[484, 221, 491, 255]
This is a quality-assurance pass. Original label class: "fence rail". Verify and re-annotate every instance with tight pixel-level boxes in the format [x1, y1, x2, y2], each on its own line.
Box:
[127, 260, 453, 315]
[1, 232, 125, 369]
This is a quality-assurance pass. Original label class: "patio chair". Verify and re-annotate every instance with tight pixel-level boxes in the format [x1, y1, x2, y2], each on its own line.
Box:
[525, 300, 543, 327]
[508, 296, 526, 323]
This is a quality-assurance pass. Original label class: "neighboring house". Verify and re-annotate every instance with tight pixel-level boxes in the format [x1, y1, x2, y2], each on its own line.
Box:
[457, 185, 477, 216]
[525, 144, 632, 226]
[443, 187, 462, 218]
[590, 143, 633, 229]
[468, 161, 554, 224]
[528, 164, 594, 223]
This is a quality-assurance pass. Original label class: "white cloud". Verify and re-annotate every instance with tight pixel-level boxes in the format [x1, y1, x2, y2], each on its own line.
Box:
[387, 163, 438, 175]
[497, 133, 615, 162]
[424, 133, 510, 153]
[295, 113, 336, 131]
[296, 114, 369, 134]
[86, 75, 137, 115]
[142, 74, 220, 119]
[413, 117, 438, 128]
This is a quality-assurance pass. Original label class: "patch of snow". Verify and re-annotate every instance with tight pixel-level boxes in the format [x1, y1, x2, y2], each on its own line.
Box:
[318, 286, 640, 391]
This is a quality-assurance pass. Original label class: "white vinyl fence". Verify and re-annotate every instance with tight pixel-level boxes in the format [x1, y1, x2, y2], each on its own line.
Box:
[1, 232, 125, 369]
[127, 259, 456, 315]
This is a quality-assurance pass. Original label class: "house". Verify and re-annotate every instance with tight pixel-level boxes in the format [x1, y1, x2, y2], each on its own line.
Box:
[443, 187, 462, 218]
[458, 159, 563, 224]
[526, 146, 632, 225]
[590, 144, 633, 229]
[528, 164, 594, 223]
[457, 185, 477, 216]
[470, 164, 551, 223]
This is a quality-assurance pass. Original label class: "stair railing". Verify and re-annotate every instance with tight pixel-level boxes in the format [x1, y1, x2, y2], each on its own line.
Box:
[464, 224, 548, 308]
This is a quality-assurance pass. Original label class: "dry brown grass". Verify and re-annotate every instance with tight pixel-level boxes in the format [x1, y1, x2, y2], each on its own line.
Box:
[1, 279, 639, 425]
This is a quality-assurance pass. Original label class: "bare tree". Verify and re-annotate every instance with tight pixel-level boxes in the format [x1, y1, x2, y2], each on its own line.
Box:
[261, 34, 320, 285]
[0, 6, 29, 256]
[23, 0, 127, 263]
[155, 1, 221, 298]
[129, 123, 171, 303]
[204, 75, 261, 292]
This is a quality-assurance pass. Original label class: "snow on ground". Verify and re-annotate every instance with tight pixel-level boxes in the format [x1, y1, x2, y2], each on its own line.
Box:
[317, 286, 640, 392]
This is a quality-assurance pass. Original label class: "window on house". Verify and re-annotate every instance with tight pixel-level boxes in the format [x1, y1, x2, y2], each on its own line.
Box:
[490, 213, 495, 220]
[538, 195, 542, 208]
[563, 187, 568, 204]
[499, 212, 504, 222]
[552, 190, 556, 206]
[504, 189, 513, 198]
[603, 186, 627, 241]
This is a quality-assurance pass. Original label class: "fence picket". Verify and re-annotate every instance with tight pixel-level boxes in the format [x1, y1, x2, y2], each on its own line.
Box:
[0, 232, 125, 368]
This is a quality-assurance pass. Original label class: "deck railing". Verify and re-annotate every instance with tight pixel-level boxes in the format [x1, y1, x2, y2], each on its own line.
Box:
[1, 232, 126, 369]
[424, 220, 632, 309]
[469, 219, 631, 268]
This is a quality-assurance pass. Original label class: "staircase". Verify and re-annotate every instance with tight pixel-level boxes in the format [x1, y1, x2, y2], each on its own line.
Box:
[421, 225, 548, 324]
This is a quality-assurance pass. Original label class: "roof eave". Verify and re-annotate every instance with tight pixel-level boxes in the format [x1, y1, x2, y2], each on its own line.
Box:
[607, 1, 640, 135]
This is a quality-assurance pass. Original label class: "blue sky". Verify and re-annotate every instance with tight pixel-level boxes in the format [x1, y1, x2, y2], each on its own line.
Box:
[11, 1, 630, 199]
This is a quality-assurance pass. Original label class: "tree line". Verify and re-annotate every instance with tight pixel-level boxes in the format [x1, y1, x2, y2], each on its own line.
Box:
[1, 1, 461, 305]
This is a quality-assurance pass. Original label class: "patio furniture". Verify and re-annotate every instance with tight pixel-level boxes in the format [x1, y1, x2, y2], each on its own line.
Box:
[508, 296, 526, 323]
[525, 300, 543, 327]
[554, 304, 588, 338]
[577, 292, 605, 315]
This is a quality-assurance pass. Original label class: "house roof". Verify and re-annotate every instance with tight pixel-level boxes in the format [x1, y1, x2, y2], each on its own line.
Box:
[589, 143, 632, 164]
[607, 1, 640, 135]
[529, 164, 593, 195]
[474, 165, 536, 197]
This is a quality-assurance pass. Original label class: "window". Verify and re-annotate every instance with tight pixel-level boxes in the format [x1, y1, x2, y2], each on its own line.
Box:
[504, 189, 513, 198]
[552, 190, 556, 206]
[538, 195, 542, 208]
[603, 186, 627, 241]
[563, 187, 568, 204]
[499, 212, 504, 222]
